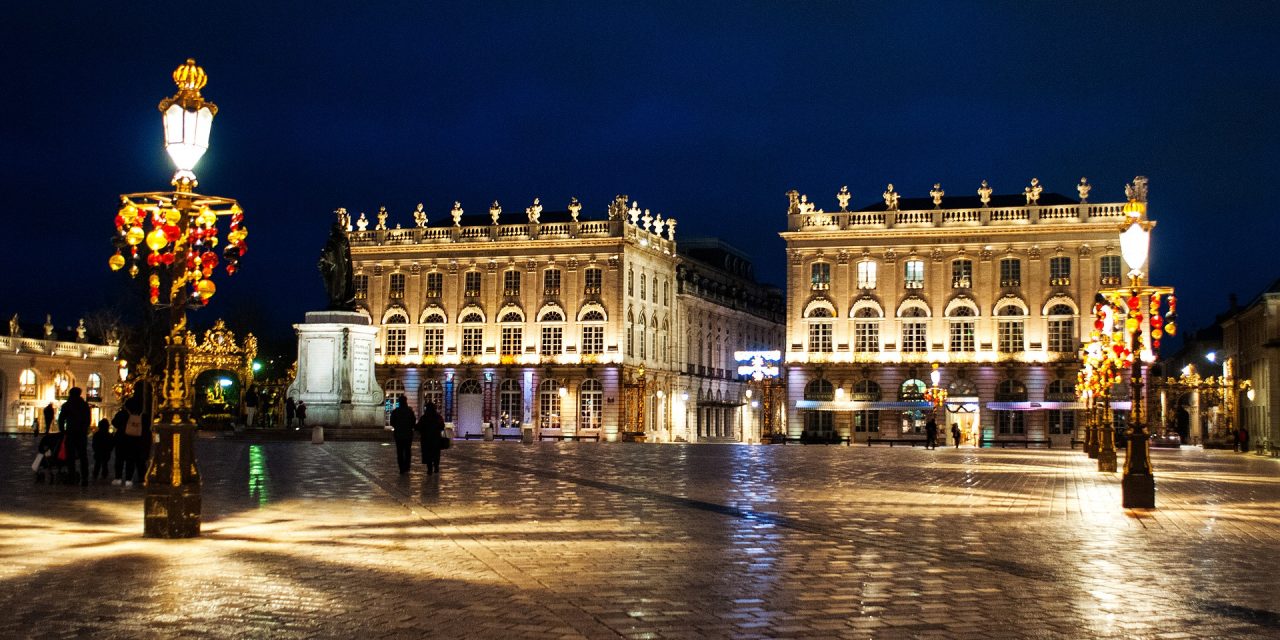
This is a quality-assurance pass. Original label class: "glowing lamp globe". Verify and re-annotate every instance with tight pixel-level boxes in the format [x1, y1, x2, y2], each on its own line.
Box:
[1119, 220, 1149, 278]
[929, 365, 941, 387]
[158, 59, 218, 178]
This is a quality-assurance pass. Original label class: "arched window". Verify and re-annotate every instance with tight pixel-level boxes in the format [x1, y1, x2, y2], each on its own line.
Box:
[461, 311, 484, 357]
[638, 315, 647, 359]
[580, 310, 605, 322]
[383, 379, 406, 426]
[626, 310, 634, 356]
[996, 303, 1025, 353]
[900, 305, 928, 353]
[422, 313, 445, 356]
[384, 312, 408, 356]
[458, 379, 482, 395]
[420, 379, 443, 412]
[499, 379, 522, 427]
[579, 379, 603, 429]
[807, 306, 834, 353]
[500, 311, 523, 323]
[581, 309, 605, 356]
[539, 310, 563, 322]
[899, 379, 926, 400]
[853, 379, 882, 398]
[19, 369, 37, 398]
[52, 371, 73, 399]
[1047, 304, 1077, 353]
[461, 312, 485, 323]
[853, 304, 881, 353]
[86, 373, 103, 401]
[948, 304, 976, 353]
[539, 378, 562, 428]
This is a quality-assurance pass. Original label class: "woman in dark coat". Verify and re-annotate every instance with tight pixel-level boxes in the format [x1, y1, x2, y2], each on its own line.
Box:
[416, 402, 446, 475]
[389, 395, 416, 474]
[92, 418, 113, 481]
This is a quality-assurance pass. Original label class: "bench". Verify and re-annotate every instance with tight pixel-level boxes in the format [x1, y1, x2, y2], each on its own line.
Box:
[785, 436, 851, 445]
[493, 433, 523, 441]
[1070, 439, 1086, 449]
[538, 433, 600, 442]
[866, 438, 928, 447]
[462, 433, 486, 440]
[981, 438, 1052, 448]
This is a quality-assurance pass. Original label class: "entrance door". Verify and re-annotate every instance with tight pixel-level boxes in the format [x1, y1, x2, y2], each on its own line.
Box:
[945, 410, 979, 446]
[456, 379, 483, 436]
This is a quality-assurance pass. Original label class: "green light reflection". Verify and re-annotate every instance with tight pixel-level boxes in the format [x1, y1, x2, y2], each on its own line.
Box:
[248, 444, 270, 507]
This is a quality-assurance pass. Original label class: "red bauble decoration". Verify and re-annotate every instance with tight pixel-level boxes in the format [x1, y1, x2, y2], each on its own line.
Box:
[146, 253, 161, 267]
[163, 224, 181, 242]
[160, 253, 175, 265]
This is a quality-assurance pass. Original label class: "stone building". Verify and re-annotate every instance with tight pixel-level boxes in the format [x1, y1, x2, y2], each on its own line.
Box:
[1, 314, 122, 432]
[1221, 280, 1280, 453]
[673, 239, 785, 442]
[346, 196, 782, 442]
[779, 178, 1146, 446]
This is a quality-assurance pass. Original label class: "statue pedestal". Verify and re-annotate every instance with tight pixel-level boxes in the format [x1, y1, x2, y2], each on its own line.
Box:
[287, 311, 384, 428]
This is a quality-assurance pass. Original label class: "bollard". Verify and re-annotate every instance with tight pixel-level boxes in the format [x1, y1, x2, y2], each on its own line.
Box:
[311, 425, 324, 444]
[483, 423, 494, 441]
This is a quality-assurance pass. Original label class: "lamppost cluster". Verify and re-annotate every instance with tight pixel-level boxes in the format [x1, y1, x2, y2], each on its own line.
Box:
[107, 59, 248, 538]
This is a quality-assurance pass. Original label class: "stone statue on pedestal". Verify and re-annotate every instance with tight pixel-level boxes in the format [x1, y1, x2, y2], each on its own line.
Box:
[318, 222, 355, 311]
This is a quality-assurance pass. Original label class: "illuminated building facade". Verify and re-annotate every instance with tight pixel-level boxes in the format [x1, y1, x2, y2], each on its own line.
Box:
[1221, 280, 1280, 454]
[779, 179, 1144, 445]
[348, 197, 782, 442]
[0, 315, 121, 432]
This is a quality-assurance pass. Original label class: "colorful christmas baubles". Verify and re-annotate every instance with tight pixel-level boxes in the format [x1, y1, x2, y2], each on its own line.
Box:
[111, 197, 245, 307]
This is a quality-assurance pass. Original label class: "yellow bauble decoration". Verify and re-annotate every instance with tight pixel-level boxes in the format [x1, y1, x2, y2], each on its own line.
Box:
[146, 228, 168, 253]
[149, 274, 160, 287]
[198, 208, 217, 227]
[197, 279, 216, 299]
[125, 226, 145, 245]
[108, 253, 126, 271]
[164, 208, 182, 226]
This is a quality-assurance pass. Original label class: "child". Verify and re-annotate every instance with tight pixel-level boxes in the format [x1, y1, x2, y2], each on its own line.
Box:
[92, 418, 114, 481]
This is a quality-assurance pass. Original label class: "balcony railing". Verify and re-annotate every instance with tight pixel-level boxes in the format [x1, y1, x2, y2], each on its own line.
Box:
[904, 280, 924, 290]
[583, 285, 601, 295]
[810, 282, 830, 291]
[1049, 277, 1071, 286]
[1000, 279, 1021, 288]
[952, 276, 971, 289]
[1100, 276, 1121, 286]
[788, 201, 1130, 232]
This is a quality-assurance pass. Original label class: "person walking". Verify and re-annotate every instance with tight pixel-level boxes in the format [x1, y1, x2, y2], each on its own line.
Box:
[924, 417, 938, 450]
[43, 403, 55, 434]
[951, 422, 961, 448]
[296, 401, 307, 428]
[91, 418, 114, 481]
[285, 397, 296, 429]
[57, 387, 91, 486]
[1237, 426, 1250, 453]
[112, 399, 145, 487]
[390, 395, 416, 474]
[31, 417, 40, 438]
[417, 401, 446, 475]
[243, 385, 259, 429]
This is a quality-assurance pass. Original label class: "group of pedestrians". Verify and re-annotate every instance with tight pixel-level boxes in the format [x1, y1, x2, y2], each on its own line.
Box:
[389, 396, 446, 475]
[36, 389, 148, 486]
[923, 418, 964, 449]
[283, 397, 307, 429]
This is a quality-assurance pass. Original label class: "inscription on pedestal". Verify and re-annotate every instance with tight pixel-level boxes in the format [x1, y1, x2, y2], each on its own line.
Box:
[352, 339, 370, 393]
[306, 339, 335, 393]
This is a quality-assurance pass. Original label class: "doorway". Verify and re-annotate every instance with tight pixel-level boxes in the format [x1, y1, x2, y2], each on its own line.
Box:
[946, 409, 979, 446]
[456, 379, 483, 436]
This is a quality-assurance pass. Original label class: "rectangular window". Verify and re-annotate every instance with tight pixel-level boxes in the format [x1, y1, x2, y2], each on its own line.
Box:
[464, 272, 481, 298]
[503, 270, 521, 297]
[951, 260, 972, 289]
[499, 385, 522, 425]
[902, 321, 928, 352]
[388, 273, 405, 299]
[543, 269, 560, 296]
[854, 321, 879, 352]
[857, 261, 877, 289]
[904, 260, 924, 289]
[461, 327, 483, 356]
[808, 322, 833, 353]
[426, 272, 442, 298]
[1048, 319, 1076, 353]
[998, 320, 1025, 353]
[628, 269, 634, 296]
[354, 275, 369, 300]
[540, 326, 563, 355]
[581, 326, 604, 355]
[663, 279, 670, 305]
[584, 268, 602, 295]
[1100, 255, 1122, 285]
[385, 327, 406, 356]
[997, 411, 1026, 435]
[423, 328, 443, 356]
[853, 410, 880, 433]
[949, 321, 975, 352]
[1048, 410, 1076, 435]
[500, 326, 522, 356]
[639, 272, 647, 300]
[810, 263, 831, 291]
[999, 258, 1021, 288]
[1050, 256, 1071, 286]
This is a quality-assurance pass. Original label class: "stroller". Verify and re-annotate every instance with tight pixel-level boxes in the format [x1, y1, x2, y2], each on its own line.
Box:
[33, 432, 69, 483]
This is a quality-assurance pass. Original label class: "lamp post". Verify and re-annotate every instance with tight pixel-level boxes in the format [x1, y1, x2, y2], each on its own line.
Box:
[924, 363, 948, 420]
[1102, 179, 1175, 508]
[109, 59, 248, 538]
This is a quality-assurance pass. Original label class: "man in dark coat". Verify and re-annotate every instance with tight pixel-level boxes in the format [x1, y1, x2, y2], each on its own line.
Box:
[92, 418, 114, 481]
[924, 417, 938, 450]
[243, 385, 260, 428]
[389, 395, 416, 474]
[417, 402, 446, 475]
[43, 403, 55, 434]
[285, 397, 296, 428]
[57, 387, 91, 485]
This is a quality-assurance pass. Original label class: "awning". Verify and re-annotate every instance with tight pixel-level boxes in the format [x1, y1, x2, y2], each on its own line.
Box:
[986, 401, 1132, 411]
[795, 400, 932, 411]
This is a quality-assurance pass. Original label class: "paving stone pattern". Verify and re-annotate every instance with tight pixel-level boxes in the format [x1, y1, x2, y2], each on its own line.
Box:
[1, 434, 1278, 639]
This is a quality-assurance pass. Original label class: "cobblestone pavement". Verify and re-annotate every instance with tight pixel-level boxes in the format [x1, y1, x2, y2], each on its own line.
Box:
[1, 435, 1279, 639]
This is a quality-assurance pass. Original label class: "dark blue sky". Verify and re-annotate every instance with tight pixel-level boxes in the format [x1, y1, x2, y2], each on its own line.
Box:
[3, 2, 1276, 351]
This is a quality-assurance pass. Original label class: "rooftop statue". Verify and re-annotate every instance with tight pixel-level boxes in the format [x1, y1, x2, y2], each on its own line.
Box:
[883, 184, 900, 211]
[451, 201, 464, 226]
[527, 198, 542, 224]
[8, 314, 17, 337]
[335, 207, 352, 231]
[318, 219, 356, 311]
[798, 194, 815, 214]
[628, 201, 641, 225]
[609, 195, 629, 220]
[665, 217, 677, 241]
[1024, 178, 1043, 205]
[929, 183, 945, 207]
[568, 197, 582, 222]
[413, 203, 427, 228]
[786, 189, 801, 215]
[1077, 177, 1091, 203]
[1125, 176, 1149, 202]
[836, 185, 851, 212]
[356, 212, 369, 231]
[376, 206, 388, 230]
[978, 180, 992, 207]
[490, 201, 502, 224]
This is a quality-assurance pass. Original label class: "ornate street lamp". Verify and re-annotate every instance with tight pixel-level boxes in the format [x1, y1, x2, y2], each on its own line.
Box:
[924, 364, 948, 416]
[1100, 177, 1176, 508]
[108, 59, 248, 538]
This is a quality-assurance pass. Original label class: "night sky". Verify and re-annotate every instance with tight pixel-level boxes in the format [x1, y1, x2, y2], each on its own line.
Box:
[3, 2, 1276, 355]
